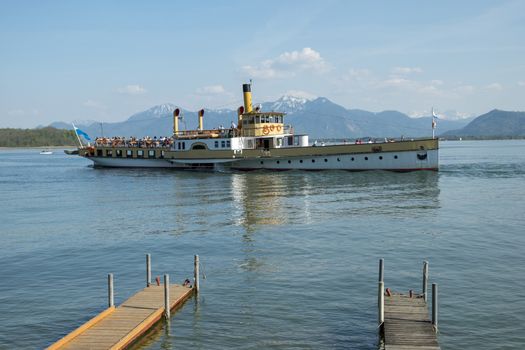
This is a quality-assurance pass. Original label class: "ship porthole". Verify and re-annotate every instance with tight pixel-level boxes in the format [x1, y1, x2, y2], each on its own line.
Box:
[260, 161, 264, 164]
[312, 159, 315, 163]
[394, 155, 398, 159]
[379, 156, 383, 160]
[300, 160, 303, 163]
[276, 160, 280, 164]
[288, 160, 291, 164]
[351, 157, 355, 161]
[337, 158, 340, 162]
[324, 158, 328, 162]
[365, 157, 368, 160]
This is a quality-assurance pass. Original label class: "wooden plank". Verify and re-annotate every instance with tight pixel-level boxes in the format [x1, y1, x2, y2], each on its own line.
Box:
[383, 292, 440, 350]
[49, 284, 193, 350]
[47, 306, 116, 350]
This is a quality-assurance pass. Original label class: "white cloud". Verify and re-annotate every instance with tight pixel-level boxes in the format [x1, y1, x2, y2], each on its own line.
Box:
[8, 109, 25, 116]
[485, 82, 503, 91]
[283, 90, 317, 99]
[453, 85, 475, 94]
[8, 109, 39, 116]
[117, 84, 147, 95]
[83, 99, 105, 109]
[377, 77, 448, 97]
[518, 81, 525, 87]
[344, 68, 371, 81]
[391, 67, 423, 75]
[241, 47, 328, 79]
[379, 77, 414, 88]
[195, 85, 226, 95]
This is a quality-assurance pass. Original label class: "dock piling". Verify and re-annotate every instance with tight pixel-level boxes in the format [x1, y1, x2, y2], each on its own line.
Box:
[164, 274, 170, 319]
[146, 254, 151, 287]
[108, 274, 114, 308]
[423, 260, 429, 301]
[378, 281, 384, 326]
[194, 255, 200, 293]
[432, 283, 438, 331]
[378, 258, 384, 282]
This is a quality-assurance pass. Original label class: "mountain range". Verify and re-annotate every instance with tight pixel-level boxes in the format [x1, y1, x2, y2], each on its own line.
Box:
[49, 96, 522, 139]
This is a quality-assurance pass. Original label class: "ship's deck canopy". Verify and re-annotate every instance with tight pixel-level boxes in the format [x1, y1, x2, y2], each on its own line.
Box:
[242, 111, 285, 116]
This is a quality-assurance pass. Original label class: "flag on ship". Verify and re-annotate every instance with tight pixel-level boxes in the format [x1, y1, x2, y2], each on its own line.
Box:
[431, 108, 438, 129]
[73, 125, 91, 141]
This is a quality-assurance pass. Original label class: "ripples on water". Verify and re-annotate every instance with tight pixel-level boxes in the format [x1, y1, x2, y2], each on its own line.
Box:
[0, 140, 524, 349]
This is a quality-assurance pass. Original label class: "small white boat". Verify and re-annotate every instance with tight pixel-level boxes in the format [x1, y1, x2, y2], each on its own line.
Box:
[40, 150, 53, 155]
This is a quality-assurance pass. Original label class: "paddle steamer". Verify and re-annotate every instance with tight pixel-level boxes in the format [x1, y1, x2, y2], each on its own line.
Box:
[78, 83, 438, 171]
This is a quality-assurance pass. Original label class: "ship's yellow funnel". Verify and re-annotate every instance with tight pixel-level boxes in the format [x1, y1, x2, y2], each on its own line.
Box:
[242, 84, 253, 113]
[198, 109, 204, 130]
[173, 108, 180, 135]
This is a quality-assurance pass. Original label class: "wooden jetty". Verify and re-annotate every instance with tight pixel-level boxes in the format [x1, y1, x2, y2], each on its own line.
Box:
[47, 254, 200, 350]
[378, 259, 440, 350]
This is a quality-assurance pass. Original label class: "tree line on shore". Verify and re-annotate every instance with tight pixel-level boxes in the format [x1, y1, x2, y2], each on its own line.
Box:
[0, 127, 78, 147]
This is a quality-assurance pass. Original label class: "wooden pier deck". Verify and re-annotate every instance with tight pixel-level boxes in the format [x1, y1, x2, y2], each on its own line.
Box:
[378, 259, 440, 350]
[383, 292, 440, 350]
[47, 284, 194, 350]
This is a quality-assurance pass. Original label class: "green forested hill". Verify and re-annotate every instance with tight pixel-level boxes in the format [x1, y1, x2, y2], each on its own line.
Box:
[0, 127, 78, 147]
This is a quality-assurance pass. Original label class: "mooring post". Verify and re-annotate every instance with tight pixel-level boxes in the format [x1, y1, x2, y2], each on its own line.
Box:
[432, 283, 438, 331]
[164, 274, 170, 319]
[423, 261, 429, 301]
[379, 258, 384, 282]
[146, 253, 151, 287]
[194, 255, 200, 293]
[108, 273, 114, 308]
[378, 281, 384, 326]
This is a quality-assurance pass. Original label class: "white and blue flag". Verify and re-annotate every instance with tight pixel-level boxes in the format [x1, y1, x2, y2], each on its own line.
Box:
[73, 125, 91, 141]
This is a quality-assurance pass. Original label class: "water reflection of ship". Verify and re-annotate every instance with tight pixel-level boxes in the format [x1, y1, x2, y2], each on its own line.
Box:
[230, 170, 440, 232]
[230, 173, 297, 230]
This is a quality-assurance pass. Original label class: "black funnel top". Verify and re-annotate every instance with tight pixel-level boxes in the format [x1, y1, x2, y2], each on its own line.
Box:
[243, 84, 251, 92]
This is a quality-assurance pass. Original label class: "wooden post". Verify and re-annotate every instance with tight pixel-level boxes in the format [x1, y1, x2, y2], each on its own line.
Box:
[379, 258, 384, 282]
[432, 283, 438, 331]
[194, 255, 200, 293]
[423, 261, 429, 301]
[164, 274, 170, 319]
[378, 281, 384, 326]
[108, 274, 114, 308]
[146, 254, 151, 287]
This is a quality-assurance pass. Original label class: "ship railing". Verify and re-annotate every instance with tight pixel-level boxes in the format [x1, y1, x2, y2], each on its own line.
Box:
[94, 138, 173, 149]
[174, 128, 241, 139]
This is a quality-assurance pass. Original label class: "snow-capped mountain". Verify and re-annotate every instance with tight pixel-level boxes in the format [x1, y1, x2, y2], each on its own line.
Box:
[262, 95, 310, 114]
[49, 95, 472, 138]
[128, 103, 178, 121]
[410, 109, 475, 121]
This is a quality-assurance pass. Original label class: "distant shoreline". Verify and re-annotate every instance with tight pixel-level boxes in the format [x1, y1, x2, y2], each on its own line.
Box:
[0, 145, 77, 149]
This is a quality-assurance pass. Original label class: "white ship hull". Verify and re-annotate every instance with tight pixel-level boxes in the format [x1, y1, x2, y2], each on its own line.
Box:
[91, 157, 182, 168]
[232, 149, 438, 171]
[87, 148, 438, 171]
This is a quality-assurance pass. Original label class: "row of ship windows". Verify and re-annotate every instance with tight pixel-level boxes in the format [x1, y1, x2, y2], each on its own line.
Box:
[260, 155, 399, 165]
[98, 149, 165, 158]
[215, 140, 231, 148]
[176, 141, 231, 150]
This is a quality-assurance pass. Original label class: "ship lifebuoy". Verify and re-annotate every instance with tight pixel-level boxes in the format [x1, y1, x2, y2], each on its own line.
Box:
[262, 125, 270, 135]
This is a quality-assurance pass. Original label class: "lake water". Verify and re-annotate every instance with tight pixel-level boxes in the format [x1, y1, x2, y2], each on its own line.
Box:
[1, 140, 524, 349]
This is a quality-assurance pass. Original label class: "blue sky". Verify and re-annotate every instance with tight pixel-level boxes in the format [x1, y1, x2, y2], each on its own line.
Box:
[1, 0, 524, 127]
